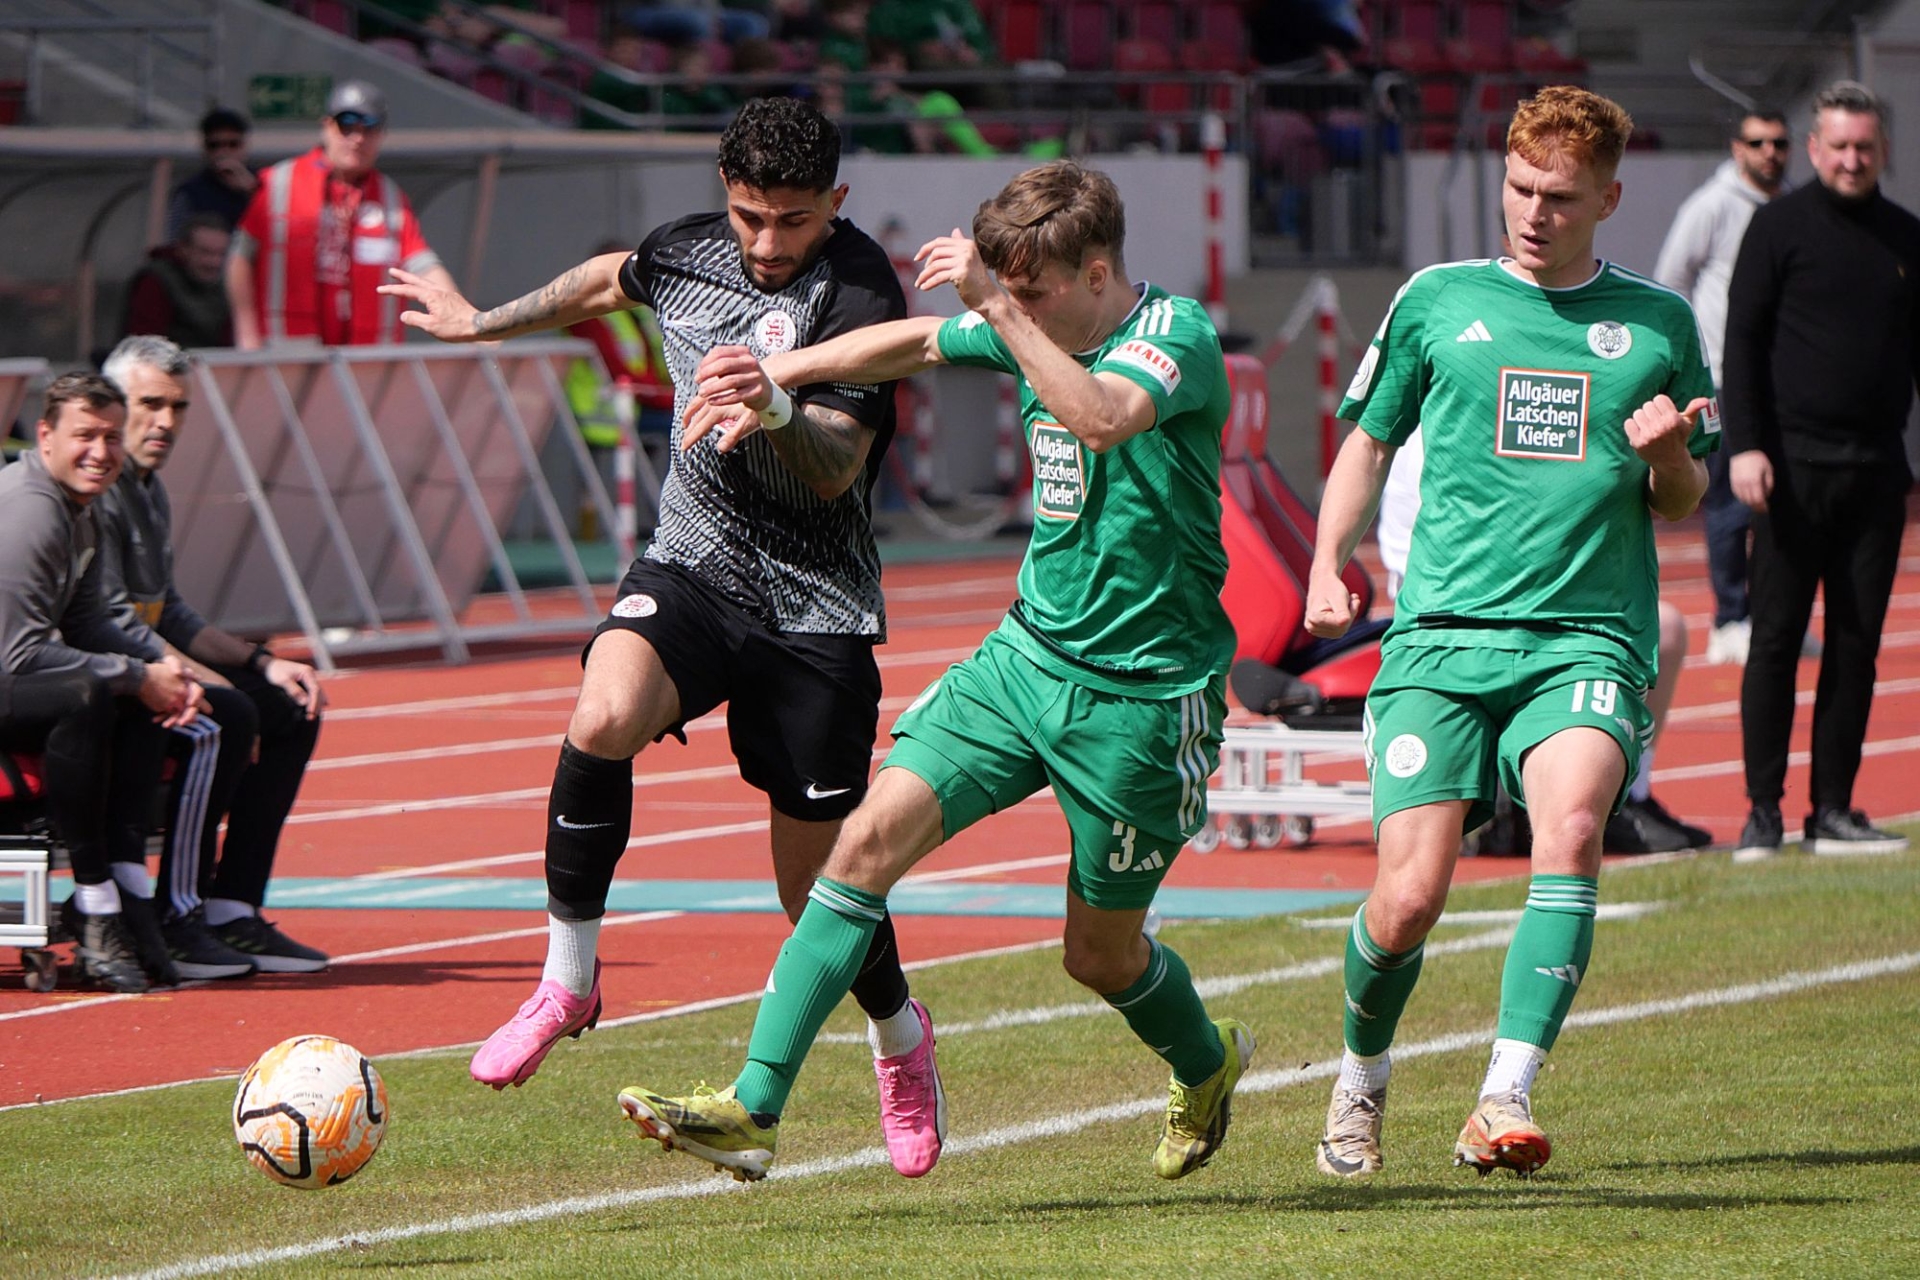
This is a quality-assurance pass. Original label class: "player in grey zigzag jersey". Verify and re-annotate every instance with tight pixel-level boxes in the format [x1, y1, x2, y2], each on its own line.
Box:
[379, 97, 947, 1178]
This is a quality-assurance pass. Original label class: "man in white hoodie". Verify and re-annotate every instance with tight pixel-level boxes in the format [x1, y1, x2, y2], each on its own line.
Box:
[1654, 110, 1792, 665]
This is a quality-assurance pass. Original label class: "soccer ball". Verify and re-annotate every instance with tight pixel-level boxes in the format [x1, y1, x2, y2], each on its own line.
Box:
[233, 1035, 388, 1189]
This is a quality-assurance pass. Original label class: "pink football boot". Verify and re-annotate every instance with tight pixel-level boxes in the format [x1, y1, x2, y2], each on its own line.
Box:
[470, 961, 603, 1089]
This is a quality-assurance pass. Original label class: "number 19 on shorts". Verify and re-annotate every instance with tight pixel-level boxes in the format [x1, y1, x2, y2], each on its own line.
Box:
[1570, 679, 1618, 715]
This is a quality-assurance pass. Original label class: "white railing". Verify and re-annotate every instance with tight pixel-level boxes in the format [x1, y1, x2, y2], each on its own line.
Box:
[173, 340, 655, 670]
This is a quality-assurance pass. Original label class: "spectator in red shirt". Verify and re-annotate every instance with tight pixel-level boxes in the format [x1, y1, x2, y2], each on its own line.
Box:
[225, 81, 455, 347]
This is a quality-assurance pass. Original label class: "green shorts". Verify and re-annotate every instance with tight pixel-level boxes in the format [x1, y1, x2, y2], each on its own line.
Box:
[883, 629, 1226, 911]
[1363, 643, 1652, 835]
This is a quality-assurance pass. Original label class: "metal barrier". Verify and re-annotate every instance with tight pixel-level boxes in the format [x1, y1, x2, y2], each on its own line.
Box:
[0, 14, 222, 127]
[171, 340, 654, 671]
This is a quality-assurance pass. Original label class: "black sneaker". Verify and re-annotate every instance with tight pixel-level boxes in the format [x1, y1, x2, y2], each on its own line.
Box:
[214, 914, 329, 973]
[1638, 795, 1713, 849]
[60, 898, 149, 994]
[1731, 804, 1784, 864]
[162, 908, 256, 980]
[118, 893, 183, 987]
[1805, 807, 1910, 857]
[1604, 797, 1710, 855]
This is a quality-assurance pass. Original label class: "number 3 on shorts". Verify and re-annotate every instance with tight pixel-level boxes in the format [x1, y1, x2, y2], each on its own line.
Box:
[1109, 820, 1137, 872]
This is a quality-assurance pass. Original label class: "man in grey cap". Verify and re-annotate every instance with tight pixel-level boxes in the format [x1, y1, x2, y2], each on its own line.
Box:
[226, 79, 455, 347]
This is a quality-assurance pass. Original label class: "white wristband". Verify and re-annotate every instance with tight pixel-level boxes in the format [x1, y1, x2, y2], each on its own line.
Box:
[756, 382, 794, 430]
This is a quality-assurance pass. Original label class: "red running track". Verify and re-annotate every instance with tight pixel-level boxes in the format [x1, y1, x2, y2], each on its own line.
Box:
[4, 516, 1919, 1107]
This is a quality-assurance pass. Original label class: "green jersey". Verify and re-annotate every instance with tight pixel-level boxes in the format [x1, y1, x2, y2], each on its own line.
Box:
[1341, 259, 1717, 687]
[936, 285, 1234, 697]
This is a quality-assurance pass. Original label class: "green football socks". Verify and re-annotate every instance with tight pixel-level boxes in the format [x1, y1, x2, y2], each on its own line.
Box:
[733, 878, 887, 1118]
[1342, 905, 1426, 1057]
[1104, 938, 1225, 1086]
[1495, 874, 1597, 1051]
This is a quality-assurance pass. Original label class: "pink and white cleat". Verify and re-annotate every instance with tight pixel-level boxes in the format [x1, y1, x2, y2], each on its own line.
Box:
[874, 997, 947, 1177]
[470, 961, 603, 1089]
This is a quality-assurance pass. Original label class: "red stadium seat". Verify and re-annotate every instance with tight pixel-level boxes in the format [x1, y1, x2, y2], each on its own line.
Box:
[1192, 1, 1243, 51]
[1125, 0, 1181, 47]
[1217, 356, 1384, 720]
[0, 754, 44, 804]
[1062, 0, 1115, 70]
[994, 0, 1048, 62]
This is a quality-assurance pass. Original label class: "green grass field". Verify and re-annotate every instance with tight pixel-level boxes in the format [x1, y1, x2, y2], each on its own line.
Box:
[6, 845, 1918, 1279]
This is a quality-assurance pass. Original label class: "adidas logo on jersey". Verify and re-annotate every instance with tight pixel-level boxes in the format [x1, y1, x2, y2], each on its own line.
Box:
[1455, 319, 1493, 343]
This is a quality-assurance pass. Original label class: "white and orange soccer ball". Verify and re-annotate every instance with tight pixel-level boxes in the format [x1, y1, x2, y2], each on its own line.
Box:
[233, 1035, 388, 1189]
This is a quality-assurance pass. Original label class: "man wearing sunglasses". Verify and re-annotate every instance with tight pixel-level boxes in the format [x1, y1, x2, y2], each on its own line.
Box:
[165, 107, 260, 242]
[226, 80, 455, 349]
[1655, 110, 1793, 672]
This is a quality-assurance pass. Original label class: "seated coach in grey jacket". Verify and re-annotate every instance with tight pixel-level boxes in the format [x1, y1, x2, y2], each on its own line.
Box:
[96, 336, 330, 977]
[0, 372, 202, 991]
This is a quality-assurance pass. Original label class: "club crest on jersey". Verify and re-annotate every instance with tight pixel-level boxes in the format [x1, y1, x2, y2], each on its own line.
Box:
[611, 593, 658, 618]
[751, 309, 797, 356]
[1586, 320, 1632, 360]
[1496, 368, 1588, 460]
[1030, 421, 1086, 520]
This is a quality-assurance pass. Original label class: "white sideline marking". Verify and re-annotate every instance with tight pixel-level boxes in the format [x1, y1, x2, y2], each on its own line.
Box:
[813, 925, 1519, 1044]
[1290, 902, 1664, 930]
[111, 949, 1920, 1280]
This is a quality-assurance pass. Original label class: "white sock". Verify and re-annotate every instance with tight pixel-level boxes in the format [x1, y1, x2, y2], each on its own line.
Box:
[1337, 1049, 1390, 1093]
[204, 898, 254, 926]
[72, 880, 122, 915]
[542, 915, 601, 999]
[1480, 1038, 1547, 1099]
[1628, 746, 1655, 803]
[109, 862, 153, 900]
[868, 1001, 925, 1060]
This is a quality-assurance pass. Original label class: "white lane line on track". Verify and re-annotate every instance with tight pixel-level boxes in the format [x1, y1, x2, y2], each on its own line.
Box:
[109, 949, 1920, 1280]
[1664, 674, 1920, 725]
[321, 646, 982, 723]
[0, 848, 1073, 1029]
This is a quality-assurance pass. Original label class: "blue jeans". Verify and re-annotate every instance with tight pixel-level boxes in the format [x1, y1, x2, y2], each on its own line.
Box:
[1702, 445, 1751, 627]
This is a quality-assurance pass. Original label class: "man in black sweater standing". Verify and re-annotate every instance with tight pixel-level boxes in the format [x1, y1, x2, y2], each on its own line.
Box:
[1723, 80, 1916, 860]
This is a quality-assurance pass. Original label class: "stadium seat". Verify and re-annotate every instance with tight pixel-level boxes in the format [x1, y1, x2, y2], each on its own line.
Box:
[1062, 0, 1116, 71]
[993, 0, 1048, 62]
[1125, 0, 1181, 47]
[1446, 0, 1516, 72]
[1381, 0, 1449, 75]
[1192, 1, 1244, 52]
[1216, 355, 1384, 694]
[559, 0, 601, 43]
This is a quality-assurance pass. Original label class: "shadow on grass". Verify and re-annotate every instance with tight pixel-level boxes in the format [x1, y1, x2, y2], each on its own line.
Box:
[1600, 1144, 1920, 1173]
[1009, 1181, 1853, 1217]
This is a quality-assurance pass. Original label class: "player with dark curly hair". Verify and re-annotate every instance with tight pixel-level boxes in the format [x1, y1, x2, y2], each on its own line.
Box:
[381, 97, 945, 1179]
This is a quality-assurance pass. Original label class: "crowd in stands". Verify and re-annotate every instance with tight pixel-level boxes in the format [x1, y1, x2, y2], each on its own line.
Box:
[264, 1, 1586, 153]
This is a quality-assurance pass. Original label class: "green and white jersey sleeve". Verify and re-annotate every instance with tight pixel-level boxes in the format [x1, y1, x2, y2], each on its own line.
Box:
[935, 308, 1020, 375]
[939, 286, 1236, 698]
[1340, 259, 1718, 688]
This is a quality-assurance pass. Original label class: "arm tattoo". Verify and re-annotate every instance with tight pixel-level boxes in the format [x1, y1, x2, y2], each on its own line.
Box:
[471, 262, 594, 337]
[765, 402, 872, 495]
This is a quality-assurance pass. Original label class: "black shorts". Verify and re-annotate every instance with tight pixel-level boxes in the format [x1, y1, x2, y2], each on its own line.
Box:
[589, 560, 882, 821]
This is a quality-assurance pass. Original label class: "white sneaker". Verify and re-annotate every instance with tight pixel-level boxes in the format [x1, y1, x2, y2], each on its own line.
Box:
[1705, 619, 1751, 666]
